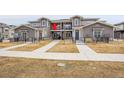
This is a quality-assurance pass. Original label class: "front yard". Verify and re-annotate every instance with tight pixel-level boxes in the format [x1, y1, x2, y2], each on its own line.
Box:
[47, 40, 79, 53]
[0, 42, 22, 48]
[10, 40, 51, 51]
[0, 57, 124, 78]
[87, 41, 124, 54]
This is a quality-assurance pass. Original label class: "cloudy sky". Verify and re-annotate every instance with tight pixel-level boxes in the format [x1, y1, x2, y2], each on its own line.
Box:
[0, 15, 124, 25]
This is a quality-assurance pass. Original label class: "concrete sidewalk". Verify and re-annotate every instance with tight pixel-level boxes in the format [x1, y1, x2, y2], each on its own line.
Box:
[0, 42, 31, 51]
[32, 40, 60, 53]
[0, 40, 124, 62]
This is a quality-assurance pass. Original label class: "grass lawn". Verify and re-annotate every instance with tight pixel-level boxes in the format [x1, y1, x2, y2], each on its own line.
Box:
[87, 41, 124, 54]
[47, 40, 79, 53]
[0, 57, 124, 78]
[10, 40, 51, 51]
[0, 42, 22, 48]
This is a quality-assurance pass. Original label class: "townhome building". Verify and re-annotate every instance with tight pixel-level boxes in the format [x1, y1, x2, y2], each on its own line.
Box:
[0, 23, 15, 42]
[114, 22, 124, 39]
[11, 15, 115, 42]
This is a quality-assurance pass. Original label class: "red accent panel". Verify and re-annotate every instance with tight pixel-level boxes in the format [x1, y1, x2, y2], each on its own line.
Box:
[52, 23, 57, 31]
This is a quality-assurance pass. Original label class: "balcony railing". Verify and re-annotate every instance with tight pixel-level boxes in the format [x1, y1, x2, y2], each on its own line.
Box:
[63, 27, 72, 30]
[51, 27, 72, 30]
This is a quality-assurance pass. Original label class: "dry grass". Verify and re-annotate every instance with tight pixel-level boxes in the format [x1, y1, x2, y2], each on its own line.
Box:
[10, 40, 51, 51]
[85, 37, 93, 43]
[87, 41, 124, 54]
[47, 40, 79, 53]
[0, 42, 22, 48]
[0, 57, 124, 78]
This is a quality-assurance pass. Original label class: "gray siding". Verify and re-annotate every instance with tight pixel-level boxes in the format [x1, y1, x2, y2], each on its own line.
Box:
[82, 23, 114, 40]
[14, 26, 36, 41]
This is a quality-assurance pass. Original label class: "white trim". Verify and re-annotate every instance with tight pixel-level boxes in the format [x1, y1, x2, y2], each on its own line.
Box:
[82, 21, 114, 28]
[50, 30, 72, 32]
[13, 25, 36, 30]
[93, 30, 103, 38]
[74, 18, 79, 26]
[42, 20, 47, 27]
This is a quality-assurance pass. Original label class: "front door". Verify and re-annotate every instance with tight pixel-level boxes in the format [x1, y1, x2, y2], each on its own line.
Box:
[75, 30, 79, 40]
[39, 32, 42, 40]
[23, 32, 27, 41]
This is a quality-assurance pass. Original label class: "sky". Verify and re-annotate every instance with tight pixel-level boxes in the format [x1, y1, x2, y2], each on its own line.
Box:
[0, 15, 124, 26]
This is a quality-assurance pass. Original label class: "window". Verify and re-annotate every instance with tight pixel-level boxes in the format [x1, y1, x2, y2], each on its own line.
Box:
[0, 34, 1, 38]
[93, 31, 102, 38]
[56, 24, 61, 30]
[32, 23, 40, 28]
[6, 35, 8, 38]
[93, 27, 103, 38]
[63, 24, 72, 30]
[4, 35, 8, 38]
[14, 33, 19, 38]
[66, 32, 72, 38]
[42, 20, 46, 26]
[74, 18, 80, 26]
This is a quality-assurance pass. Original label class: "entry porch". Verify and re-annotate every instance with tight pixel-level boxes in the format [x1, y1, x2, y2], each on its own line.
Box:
[51, 30, 73, 40]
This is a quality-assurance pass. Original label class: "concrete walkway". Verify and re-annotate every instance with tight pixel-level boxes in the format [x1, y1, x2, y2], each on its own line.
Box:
[0, 40, 124, 62]
[32, 40, 60, 53]
[0, 42, 31, 51]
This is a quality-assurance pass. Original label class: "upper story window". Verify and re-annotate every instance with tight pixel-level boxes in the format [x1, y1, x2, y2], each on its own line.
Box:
[56, 24, 61, 30]
[31, 23, 40, 28]
[42, 20, 47, 27]
[5, 35, 8, 38]
[74, 18, 80, 26]
[63, 24, 72, 30]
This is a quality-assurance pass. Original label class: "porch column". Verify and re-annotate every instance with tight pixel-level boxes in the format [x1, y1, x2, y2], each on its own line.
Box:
[72, 29, 75, 41]
[122, 32, 124, 39]
[62, 31, 64, 40]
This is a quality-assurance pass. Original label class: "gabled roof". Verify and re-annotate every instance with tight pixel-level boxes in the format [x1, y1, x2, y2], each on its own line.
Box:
[82, 21, 114, 28]
[83, 18, 100, 21]
[115, 22, 124, 25]
[0, 23, 9, 28]
[29, 21, 40, 23]
[51, 19, 71, 23]
[38, 17, 51, 22]
[29, 17, 51, 24]
[13, 25, 36, 30]
[70, 15, 83, 20]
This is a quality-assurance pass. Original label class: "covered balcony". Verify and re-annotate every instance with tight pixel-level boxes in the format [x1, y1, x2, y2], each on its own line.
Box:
[51, 21, 72, 31]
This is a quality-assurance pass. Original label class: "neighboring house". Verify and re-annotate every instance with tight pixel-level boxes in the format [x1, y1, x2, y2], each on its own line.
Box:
[11, 15, 115, 42]
[82, 21, 114, 40]
[13, 17, 51, 42]
[13, 25, 40, 42]
[114, 22, 124, 39]
[0, 23, 15, 42]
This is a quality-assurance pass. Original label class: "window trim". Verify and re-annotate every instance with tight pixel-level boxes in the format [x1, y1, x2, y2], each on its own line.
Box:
[93, 27, 104, 38]
[42, 20, 47, 27]
[93, 30, 103, 38]
[74, 18, 79, 26]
